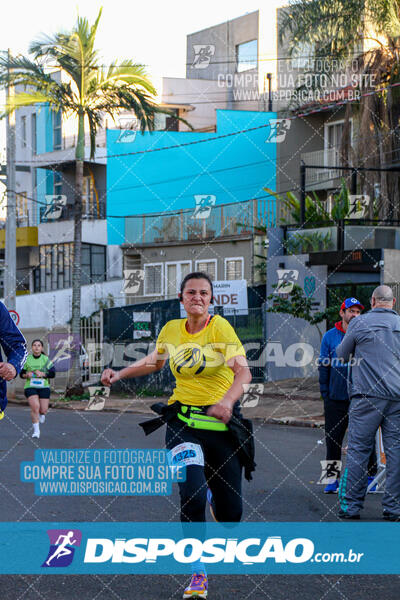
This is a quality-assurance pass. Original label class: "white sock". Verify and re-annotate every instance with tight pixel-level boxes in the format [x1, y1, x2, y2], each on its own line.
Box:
[39, 414, 46, 424]
[33, 422, 40, 433]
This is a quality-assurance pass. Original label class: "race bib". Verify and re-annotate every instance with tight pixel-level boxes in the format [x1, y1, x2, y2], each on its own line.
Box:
[30, 378, 45, 388]
[168, 442, 204, 467]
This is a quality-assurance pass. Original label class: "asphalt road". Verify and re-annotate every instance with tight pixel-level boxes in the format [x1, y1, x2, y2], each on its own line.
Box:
[0, 405, 398, 600]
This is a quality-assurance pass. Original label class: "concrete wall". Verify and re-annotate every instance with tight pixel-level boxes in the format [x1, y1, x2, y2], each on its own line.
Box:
[124, 237, 257, 304]
[383, 249, 400, 284]
[7, 279, 124, 329]
[162, 77, 229, 131]
[186, 12, 259, 81]
[266, 229, 327, 381]
[38, 219, 107, 245]
[186, 11, 262, 111]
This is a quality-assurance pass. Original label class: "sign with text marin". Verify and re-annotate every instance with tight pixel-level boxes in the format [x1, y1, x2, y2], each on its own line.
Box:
[180, 280, 248, 317]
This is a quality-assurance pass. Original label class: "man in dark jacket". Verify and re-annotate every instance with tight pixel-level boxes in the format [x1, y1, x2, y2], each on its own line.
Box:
[319, 297, 366, 493]
[0, 302, 27, 414]
[336, 285, 400, 519]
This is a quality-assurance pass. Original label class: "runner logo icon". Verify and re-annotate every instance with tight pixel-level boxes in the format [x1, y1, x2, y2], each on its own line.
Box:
[42, 529, 82, 567]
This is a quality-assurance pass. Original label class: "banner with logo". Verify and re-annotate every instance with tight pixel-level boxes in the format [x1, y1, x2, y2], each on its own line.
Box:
[0, 522, 398, 574]
[180, 279, 248, 317]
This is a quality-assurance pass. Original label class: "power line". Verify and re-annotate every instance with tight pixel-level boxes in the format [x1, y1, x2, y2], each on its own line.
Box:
[10, 78, 400, 167]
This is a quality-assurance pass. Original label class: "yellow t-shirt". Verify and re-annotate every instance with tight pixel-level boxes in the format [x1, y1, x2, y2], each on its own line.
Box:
[156, 315, 246, 406]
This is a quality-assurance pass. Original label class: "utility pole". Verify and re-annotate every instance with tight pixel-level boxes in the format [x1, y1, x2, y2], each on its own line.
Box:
[5, 49, 16, 310]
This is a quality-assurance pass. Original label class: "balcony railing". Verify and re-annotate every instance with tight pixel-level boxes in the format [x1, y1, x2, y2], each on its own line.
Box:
[39, 198, 106, 223]
[284, 221, 400, 253]
[124, 198, 275, 245]
[300, 147, 350, 188]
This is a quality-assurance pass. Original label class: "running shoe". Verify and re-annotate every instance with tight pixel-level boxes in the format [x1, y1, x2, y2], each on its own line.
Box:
[32, 428, 40, 439]
[183, 573, 208, 599]
[206, 488, 217, 522]
[324, 479, 339, 494]
[39, 414, 46, 424]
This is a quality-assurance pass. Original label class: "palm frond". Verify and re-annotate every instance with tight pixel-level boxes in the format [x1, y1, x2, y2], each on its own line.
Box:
[96, 61, 157, 96]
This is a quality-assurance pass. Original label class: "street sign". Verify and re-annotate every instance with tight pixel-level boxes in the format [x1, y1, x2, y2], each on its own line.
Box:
[9, 310, 20, 326]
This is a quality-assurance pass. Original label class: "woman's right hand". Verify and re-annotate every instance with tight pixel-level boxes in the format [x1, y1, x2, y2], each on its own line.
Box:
[101, 368, 120, 387]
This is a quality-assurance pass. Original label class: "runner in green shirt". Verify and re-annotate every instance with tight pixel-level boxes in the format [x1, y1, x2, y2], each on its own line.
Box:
[20, 340, 55, 439]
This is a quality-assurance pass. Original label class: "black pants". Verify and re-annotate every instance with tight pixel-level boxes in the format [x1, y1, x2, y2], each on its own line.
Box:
[166, 417, 243, 523]
[324, 397, 377, 476]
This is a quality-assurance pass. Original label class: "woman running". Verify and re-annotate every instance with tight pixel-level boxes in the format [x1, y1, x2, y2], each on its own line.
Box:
[21, 339, 55, 439]
[101, 272, 255, 599]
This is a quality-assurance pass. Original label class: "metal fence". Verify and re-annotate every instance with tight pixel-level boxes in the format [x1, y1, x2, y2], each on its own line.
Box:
[124, 198, 275, 245]
[80, 311, 103, 382]
[102, 296, 266, 393]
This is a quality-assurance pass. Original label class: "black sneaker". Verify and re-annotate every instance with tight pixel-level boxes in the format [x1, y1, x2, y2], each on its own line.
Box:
[383, 510, 400, 521]
[338, 509, 360, 520]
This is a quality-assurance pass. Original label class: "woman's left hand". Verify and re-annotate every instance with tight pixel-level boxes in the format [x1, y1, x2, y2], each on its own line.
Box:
[207, 398, 233, 424]
[35, 371, 46, 377]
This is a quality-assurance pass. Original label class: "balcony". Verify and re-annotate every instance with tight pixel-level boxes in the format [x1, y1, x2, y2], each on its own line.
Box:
[123, 198, 275, 246]
[31, 130, 107, 168]
[39, 198, 106, 223]
[300, 147, 349, 190]
[284, 222, 400, 253]
[0, 226, 38, 248]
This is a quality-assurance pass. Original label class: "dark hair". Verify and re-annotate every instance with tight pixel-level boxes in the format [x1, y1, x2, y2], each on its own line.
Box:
[32, 339, 46, 355]
[179, 272, 214, 303]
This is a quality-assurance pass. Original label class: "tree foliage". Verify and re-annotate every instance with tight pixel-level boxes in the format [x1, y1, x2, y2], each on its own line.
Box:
[267, 283, 339, 340]
[279, 0, 400, 220]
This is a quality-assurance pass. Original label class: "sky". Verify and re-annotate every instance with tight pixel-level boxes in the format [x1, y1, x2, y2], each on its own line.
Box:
[3, 0, 287, 79]
[0, 0, 287, 151]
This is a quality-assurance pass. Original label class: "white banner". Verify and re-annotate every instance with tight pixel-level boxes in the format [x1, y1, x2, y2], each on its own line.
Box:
[180, 279, 248, 317]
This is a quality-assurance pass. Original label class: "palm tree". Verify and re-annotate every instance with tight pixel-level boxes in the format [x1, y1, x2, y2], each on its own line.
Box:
[279, 0, 400, 220]
[0, 9, 169, 395]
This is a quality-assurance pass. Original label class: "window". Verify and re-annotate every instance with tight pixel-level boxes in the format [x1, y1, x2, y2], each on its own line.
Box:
[53, 110, 62, 150]
[16, 192, 28, 226]
[324, 119, 353, 168]
[21, 116, 26, 148]
[54, 171, 63, 197]
[31, 114, 37, 154]
[144, 263, 163, 296]
[195, 259, 217, 280]
[165, 261, 192, 298]
[236, 40, 257, 72]
[33, 243, 106, 292]
[225, 257, 244, 280]
[82, 176, 96, 218]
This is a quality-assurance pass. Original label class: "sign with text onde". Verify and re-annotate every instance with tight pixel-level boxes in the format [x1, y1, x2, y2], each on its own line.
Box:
[180, 280, 248, 317]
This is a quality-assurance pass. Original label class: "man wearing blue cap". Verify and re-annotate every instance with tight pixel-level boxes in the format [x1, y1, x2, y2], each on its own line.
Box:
[319, 297, 376, 493]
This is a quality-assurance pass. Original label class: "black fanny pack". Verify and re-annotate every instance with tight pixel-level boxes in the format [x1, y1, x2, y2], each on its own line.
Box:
[139, 401, 256, 481]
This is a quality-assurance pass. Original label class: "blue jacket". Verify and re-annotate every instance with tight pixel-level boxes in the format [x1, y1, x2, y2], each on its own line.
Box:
[318, 322, 349, 402]
[0, 302, 27, 410]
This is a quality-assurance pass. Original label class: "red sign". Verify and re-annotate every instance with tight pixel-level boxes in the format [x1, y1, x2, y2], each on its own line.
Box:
[9, 310, 20, 326]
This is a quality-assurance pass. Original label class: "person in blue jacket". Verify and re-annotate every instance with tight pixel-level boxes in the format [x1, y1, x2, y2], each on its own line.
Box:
[319, 297, 376, 493]
[0, 302, 27, 416]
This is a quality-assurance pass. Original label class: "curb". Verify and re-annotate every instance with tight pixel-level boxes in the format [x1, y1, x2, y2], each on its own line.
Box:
[8, 399, 325, 428]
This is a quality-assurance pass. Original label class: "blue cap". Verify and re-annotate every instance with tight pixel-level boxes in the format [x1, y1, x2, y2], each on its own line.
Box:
[340, 297, 364, 311]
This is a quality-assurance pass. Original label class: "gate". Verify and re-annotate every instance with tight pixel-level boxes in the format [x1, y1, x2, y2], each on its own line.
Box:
[80, 310, 103, 382]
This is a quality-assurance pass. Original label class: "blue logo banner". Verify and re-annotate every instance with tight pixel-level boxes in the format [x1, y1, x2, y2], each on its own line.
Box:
[0, 522, 399, 574]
